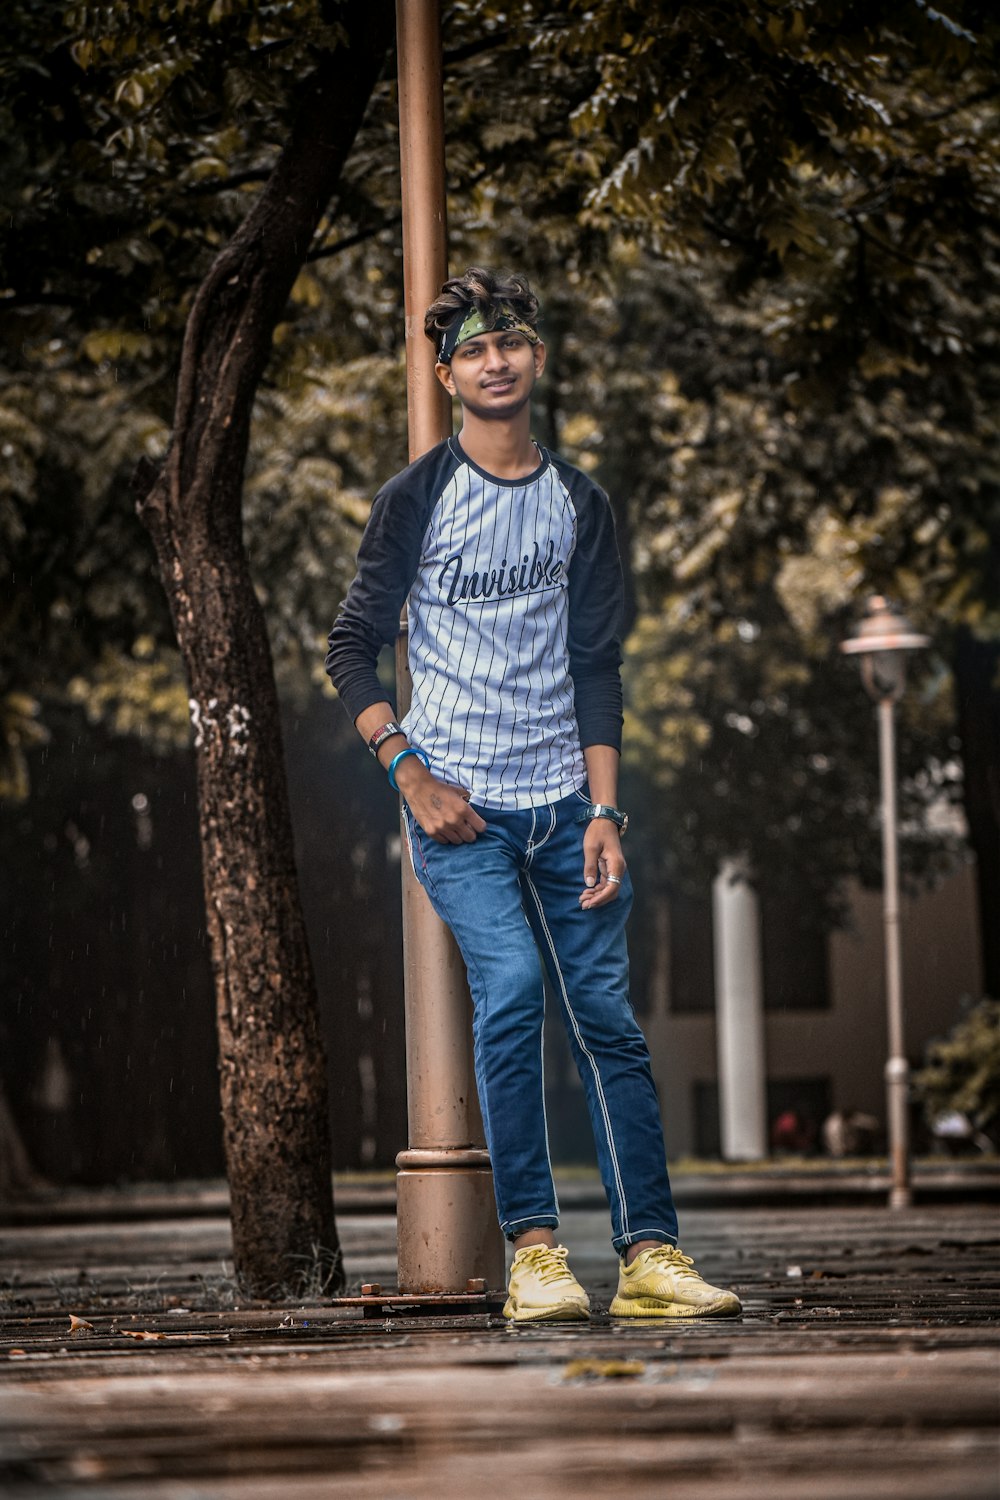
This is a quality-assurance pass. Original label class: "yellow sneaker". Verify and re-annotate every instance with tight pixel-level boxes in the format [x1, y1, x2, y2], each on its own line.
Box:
[503, 1244, 590, 1323]
[609, 1244, 741, 1319]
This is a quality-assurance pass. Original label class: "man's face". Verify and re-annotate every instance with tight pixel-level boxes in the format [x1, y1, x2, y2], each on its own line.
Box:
[435, 329, 546, 421]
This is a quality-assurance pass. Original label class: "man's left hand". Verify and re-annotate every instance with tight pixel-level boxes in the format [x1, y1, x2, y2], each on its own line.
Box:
[579, 821, 626, 909]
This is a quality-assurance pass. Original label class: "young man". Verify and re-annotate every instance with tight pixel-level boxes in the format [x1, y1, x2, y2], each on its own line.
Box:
[326, 268, 740, 1322]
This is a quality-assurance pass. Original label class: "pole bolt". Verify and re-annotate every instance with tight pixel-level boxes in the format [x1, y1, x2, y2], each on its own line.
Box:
[360, 1283, 382, 1297]
[466, 1278, 486, 1293]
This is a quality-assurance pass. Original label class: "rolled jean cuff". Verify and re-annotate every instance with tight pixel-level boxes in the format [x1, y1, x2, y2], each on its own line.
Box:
[613, 1229, 678, 1256]
[503, 1216, 559, 1243]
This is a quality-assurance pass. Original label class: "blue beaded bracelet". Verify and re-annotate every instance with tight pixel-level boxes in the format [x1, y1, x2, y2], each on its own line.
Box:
[387, 746, 430, 791]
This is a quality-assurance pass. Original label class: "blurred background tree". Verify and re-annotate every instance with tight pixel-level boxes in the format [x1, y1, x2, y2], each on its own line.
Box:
[914, 998, 1000, 1149]
[1, 0, 996, 1191]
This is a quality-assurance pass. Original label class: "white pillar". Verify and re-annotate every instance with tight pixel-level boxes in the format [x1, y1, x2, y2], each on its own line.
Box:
[712, 858, 767, 1160]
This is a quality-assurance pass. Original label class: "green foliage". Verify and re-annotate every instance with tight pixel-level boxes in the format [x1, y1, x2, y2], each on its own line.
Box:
[0, 691, 49, 801]
[66, 636, 191, 752]
[1, 0, 996, 926]
[433, 3, 998, 905]
[914, 999, 1000, 1139]
[0, 361, 178, 774]
[245, 343, 409, 699]
[0, 0, 400, 790]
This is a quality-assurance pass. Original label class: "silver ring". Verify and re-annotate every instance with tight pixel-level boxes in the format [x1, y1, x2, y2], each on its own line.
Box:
[606, 874, 622, 885]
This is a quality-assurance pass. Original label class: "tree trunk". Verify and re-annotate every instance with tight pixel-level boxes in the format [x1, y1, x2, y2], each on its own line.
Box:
[135, 3, 394, 1296]
[0, 1078, 48, 1202]
[953, 628, 1000, 1000]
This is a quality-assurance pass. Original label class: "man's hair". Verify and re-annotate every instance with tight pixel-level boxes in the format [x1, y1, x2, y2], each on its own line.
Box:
[424, 267, 539, 349]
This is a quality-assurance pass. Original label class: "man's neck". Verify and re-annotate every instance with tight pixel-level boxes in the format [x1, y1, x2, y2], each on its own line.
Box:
[456, 413, 539, 480]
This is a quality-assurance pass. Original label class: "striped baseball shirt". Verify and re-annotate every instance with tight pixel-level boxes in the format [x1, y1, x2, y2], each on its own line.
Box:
[326, 436, 624, 810]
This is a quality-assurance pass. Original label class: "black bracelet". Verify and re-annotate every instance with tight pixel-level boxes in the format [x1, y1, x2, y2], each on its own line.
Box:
[368, 720, 405, 758]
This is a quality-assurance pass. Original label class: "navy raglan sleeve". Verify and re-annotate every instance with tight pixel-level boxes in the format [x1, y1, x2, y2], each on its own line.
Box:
[563, 469, 625, 751]
[325, 458, 441, 723]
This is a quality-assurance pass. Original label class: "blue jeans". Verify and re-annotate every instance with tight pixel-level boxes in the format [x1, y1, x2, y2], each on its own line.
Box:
[404, 789, 678, 1255]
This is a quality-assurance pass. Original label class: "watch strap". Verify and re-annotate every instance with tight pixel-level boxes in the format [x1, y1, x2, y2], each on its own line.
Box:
[574, 802, 628, 832]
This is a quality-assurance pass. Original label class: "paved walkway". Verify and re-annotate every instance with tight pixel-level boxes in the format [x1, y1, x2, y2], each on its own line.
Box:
[1, 1199, 998, 1497]
[4, 1159, 998, 1224]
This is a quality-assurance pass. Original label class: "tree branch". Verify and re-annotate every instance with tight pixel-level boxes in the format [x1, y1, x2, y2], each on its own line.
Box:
[376, 25, 513, 83]
[306, 214, 401, 262]
[908, 84, 1000, 125]
[851, 218, 949, 275]
[186, 168, 275, 197]
[0, 291, 82, 310]
[160, 0, 396, 507]
[443, 30, 511, 67]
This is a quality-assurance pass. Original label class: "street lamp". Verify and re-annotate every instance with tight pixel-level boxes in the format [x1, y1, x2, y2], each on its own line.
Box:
[393, 0, 504, 1296]
[841, 596, 929, 1208]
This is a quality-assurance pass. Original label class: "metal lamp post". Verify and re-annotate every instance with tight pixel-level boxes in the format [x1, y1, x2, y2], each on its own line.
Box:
[841, 596, 929, 1208]
[392, 0, 504, 1296]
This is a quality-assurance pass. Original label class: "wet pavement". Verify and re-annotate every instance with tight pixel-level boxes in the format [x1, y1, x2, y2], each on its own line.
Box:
[1, 1196, 998, 1497]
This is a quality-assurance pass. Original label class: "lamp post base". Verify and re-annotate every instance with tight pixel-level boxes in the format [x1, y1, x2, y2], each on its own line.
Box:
[886, 1055, 912, 1210]
[396, 1148, 505, 1294]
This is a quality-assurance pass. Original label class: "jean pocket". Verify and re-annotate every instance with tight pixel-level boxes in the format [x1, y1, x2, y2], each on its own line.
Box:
[401, 807, 422, 883]
[402, 809, 439, 898]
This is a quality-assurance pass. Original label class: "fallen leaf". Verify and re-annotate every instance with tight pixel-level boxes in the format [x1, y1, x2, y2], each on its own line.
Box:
[563, 1358, 645, 1380]
[68, 1315, 94, 1332]
[7, 1349, 27, 1357]
[121, 1329, 165, 1341]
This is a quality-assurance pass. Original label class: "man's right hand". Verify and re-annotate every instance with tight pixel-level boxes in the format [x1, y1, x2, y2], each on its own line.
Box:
[395, 760, 487, 844]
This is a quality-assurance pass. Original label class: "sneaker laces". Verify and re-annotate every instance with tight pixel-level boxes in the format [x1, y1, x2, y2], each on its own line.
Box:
[520, 1244, 574, 1285]
[639, 1245, 703, 1281]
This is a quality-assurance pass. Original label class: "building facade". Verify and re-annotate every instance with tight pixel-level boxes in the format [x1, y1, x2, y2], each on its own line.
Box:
[544, 857, 983, 1162]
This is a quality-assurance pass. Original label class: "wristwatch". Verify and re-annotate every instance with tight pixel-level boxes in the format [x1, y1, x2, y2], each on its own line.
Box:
[574, 802, 629, 835]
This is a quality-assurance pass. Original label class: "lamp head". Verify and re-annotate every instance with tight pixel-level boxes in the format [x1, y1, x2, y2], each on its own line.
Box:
[840, 596, 929, 703]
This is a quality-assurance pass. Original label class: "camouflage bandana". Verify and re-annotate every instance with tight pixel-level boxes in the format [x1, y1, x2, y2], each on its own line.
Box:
[437, 303, 540, 364]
